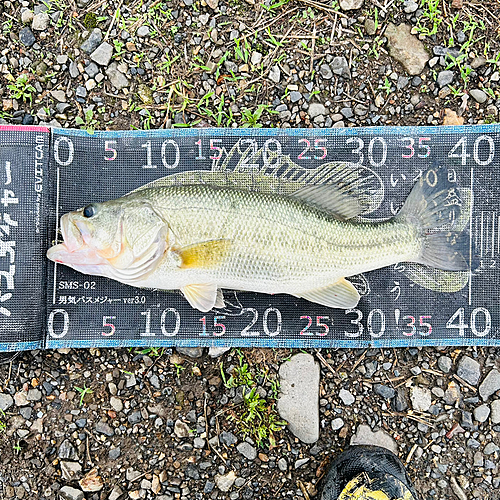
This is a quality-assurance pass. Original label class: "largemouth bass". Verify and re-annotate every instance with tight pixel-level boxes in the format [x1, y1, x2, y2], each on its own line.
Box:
[47, 164, 468, 312]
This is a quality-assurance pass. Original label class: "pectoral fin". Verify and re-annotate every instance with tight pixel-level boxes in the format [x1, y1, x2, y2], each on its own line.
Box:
[181, 283, 219, 312]
[178, 239, 231, 269]
[297, 278, 360, 309]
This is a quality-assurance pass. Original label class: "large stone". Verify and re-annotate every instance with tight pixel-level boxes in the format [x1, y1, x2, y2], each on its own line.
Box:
[437, 70, 455, 88]
[215, 471, 236, 492]
[385, 23, 430, 75]
[277, 353, 320, 444]
[81, 28, 102, 53]
[308, 103, 326, 118]
[0, 393, 13, 411]
[479, 369, 500, 401]
[470, 88, 487, 104]
[269, 65, 281, 84]
[177, 347, 203, 358]
[474, 404, 490, 423]
[373, 384, 395, 399]
[19, 27, 36, 47]
[330, 56, 351, 79]
[58, 439, 79, 461]
[340, 0, 363, 10]
[438, 356, 452, 373]
[32, 12, 50, 30]
[59, 486, 84, 500]
[491, 399, 500, 424]
[350, 424, 398, 455]
[237, 442, 256, 460]
[106, 63, 129, 90]
[174, 419, 190, 438]
[90, 42, 114, 66]
[410, 386, 432, 412]
[208, 347, 231, 358]
[60, 461, 82, 481]
[339, 389, 355, 405]
[457, 355, 481, 386]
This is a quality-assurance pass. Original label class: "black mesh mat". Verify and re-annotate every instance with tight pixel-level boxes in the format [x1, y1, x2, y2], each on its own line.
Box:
[1, 124, 499, 352]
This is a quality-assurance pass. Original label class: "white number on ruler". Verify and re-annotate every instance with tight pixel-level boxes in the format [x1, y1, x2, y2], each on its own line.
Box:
[140, 309, 153, 336]
[161, 308, 181, 336]
[368, 309, 385, 338]
[263, 139, 282, 167]
[241, 308, 259, 336]
[344, 309, 363, 337]
[239, 139, 259, 170]
[48, 309, 69, 338]
[368, 137, 387, 167]
[53, 137, 74, 166]
[446, 307, 492, 337]
[346, 138, 364, 165]
[263, 307, 282, 336]
[448, 136, 495, 166]
[141, 141, 157, 169]
[161, 140, 180, 169]
[473, 135, 495, 166]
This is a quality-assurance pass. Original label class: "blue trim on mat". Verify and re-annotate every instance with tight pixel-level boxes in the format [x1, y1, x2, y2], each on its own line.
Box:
[45, 335, 500, 350]
[52, 124, 500, 139]
[0, 341, 43, 353]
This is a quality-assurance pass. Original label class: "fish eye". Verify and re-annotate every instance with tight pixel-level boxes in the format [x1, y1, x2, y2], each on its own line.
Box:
[83, 204, 97, 218]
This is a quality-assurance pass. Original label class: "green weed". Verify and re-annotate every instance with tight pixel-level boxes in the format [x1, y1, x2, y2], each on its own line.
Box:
[228, 387, 286, 448]
[174, 363, 185, 377]
[262, 0, 291, 14]
[74, 383, 93, 407]
[416, 0, 443, 37]
[135, 347, 165, 357]
[240, 104, 276, 128]
[378, 77, 392, 96]
[221, 353, 253, 388]
[0, 409, 6, 433]
[8, 74, 36, 103]
[75, 109, 98, 134]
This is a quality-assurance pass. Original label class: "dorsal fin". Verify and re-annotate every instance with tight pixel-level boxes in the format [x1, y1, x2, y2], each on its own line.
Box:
[291, 184, 363, 220]
[128, 143, 384, 216]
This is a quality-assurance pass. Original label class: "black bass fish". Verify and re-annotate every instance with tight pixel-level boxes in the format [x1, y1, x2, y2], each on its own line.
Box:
[47, 156, 468, 312]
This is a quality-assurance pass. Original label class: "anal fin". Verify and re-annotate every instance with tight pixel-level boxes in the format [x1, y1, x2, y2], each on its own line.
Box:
[182, 283, 219, 312]
[297, 278, 360, 309]
[214, 288, 225, 309]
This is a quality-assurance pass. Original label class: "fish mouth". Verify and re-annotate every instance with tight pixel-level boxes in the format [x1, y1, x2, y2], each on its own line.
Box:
[46, 213, 108, 267]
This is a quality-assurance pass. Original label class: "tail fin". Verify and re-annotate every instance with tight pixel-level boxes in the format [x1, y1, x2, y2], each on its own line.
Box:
[396, 168, 469, 271]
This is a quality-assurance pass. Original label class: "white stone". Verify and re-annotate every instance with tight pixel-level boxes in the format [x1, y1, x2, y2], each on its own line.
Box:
[491, 399, 500, 424]
[340, 0, 363, 10]
[277, 353, 319, 444]
[350, 424, 398, 454]
[251, 51, 262, 66]
[32, 12, 50, 31]
[215, 470, 236, 492]
[339, 388, 355, 406]
[110, 396, 123, 412]
[174, 419, 190, 438]
[479, 369, 500, 401]
[410, 386, 432, 412]
[21, 9, 34, 24]
[269, 65, 281, 84]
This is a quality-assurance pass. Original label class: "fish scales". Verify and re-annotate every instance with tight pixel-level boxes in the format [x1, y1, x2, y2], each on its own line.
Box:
[139, 184, 420, 292]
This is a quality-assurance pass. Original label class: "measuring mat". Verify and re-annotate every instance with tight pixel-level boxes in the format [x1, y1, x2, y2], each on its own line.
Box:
[1, 124, 499, 352]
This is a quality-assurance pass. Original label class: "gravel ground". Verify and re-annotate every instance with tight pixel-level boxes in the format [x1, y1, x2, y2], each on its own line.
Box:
[1, 347, 500, 500]
[1, 0, 500, 499]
